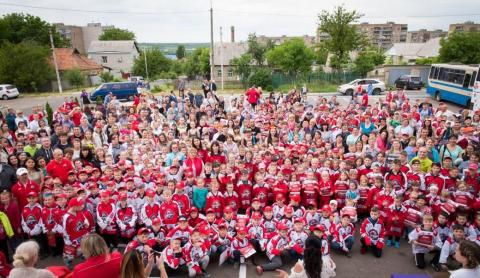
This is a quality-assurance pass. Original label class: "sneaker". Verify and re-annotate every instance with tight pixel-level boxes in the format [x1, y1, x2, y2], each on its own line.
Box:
[240, 256, 245, 264]
[256, 266, 264, 275]
[386, 239, 392, 246]
[360, 246, 367, 254]
[234, 262, 240, 269]
[203, 271, 211, 278]
[345, 251, 352, 258]
[431, 263, 441, 272]
[394, 241, 400, 249]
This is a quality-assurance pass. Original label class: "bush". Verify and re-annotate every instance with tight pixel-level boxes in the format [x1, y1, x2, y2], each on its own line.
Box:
[45, 102, 53, 127]
[64, 69, 85, 89]
[247, 68, 272, 89]
[100, 72, 114, 82]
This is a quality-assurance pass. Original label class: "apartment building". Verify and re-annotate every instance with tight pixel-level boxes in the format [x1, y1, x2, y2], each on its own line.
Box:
[406, 29, 447, 43]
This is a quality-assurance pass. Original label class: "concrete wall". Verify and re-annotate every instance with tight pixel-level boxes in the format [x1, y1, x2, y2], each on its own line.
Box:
[368, 65, 431, 85]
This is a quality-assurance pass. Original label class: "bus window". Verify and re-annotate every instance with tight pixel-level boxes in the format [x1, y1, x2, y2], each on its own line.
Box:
[463, 74, 471, 88]
[438, 68, 446, 80]
[434, 67, 440, 79]
[470, 71, 477, 87]
[429, 67, 436, 79]
[477, 69, 480, 81]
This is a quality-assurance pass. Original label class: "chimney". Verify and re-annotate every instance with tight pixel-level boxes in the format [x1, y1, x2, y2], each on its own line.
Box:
[231, 26, 235, 42]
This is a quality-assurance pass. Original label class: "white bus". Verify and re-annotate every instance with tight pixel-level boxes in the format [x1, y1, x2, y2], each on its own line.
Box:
[427, 64, 479, 107]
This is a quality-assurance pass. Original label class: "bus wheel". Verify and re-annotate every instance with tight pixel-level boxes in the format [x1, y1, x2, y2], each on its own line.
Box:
[467, 101, 473, 110]
[435, 91, 441, 102]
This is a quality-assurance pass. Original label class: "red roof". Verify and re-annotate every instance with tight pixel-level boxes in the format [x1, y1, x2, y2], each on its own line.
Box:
[53, 48, 102, 72]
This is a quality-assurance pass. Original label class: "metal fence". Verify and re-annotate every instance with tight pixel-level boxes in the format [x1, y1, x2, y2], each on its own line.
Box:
[272, 72, 361, 88]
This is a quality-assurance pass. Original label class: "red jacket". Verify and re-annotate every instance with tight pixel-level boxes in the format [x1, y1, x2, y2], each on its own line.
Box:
[46, 159, 74, 184]
[12, 180, 40, 210]
[246, 88, 260, 104]
[72, 252, 122, 278]
[63, 211, 90, 245]
[159, 201, 180, 226]
[172, 193, 190, 215]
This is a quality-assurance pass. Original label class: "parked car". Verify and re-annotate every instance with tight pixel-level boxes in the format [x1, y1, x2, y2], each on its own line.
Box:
[337, 79, 386, 95]
[90, 82, 139, 101]
[394, 75, 423, 90]
[0, 84, 20, 100]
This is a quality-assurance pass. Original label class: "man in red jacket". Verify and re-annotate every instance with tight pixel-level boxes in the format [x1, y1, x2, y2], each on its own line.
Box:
[246, 86, 260, 109]
[46, 149, 74, 185]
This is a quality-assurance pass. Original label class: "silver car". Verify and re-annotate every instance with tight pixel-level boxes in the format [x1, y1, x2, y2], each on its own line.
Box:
[337, 79, 386, 95]
[0, 84, 20, 100]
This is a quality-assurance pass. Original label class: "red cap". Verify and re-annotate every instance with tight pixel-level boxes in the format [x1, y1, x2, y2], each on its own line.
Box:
[251, 198, 259, 203]
[199, 225, 211, 235]
[264, 206, 272, 212]
[223, 206, 233, 213]
[137, 227, 150, 235]
[27, 191, 38, 198]
[236, 226, 247, 234]
[206, 208, 215, 214]
[146, 189, 156, 197]
[321, 205, 331, 212]
[275, 193, 285, 201]
[56, 193, 67, 199]
[314, 224, 326, 232]
[293, 217, 304, 224]
[119, 192, 128, 199]
[141, 169, 150, 176]
[100, 190, 110, 197]
[68, 197, 85, 208]
[118, 160, 126, 166]
[176, 181, 185, 189]
[152, 218, 161, 226]
[469, 163, 478, 170]
[252, 212, 262, 220]
[189, 207, 199, 214]
[276, 223, 288, 230]
[290, 195, 301, 202]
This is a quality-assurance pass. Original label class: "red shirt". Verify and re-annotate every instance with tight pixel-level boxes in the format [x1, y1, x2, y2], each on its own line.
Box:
[72, 252, 122, 278]
[46, 159, 74, 184]
[72, 112, 82, 126]
[11, 180, 40, 210]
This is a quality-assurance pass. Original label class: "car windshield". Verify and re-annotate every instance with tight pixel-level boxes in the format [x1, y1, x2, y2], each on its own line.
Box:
[5, 85, 15, 90]
[348, 80, 360, 85]
[411, 77, 421, 81]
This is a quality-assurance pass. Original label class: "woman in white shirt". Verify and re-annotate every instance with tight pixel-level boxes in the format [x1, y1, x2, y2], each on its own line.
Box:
[449, 240, 480, 278]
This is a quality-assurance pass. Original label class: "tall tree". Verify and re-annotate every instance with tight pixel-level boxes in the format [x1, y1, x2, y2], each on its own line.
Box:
[176, 45, 186, 59]
[247, 33, 269, 66]
[183, 48, 210, 79]
[0, 13, 67, 47]
[231, 53, 253, 87]
[99, 27, 135, 41]
[132, 49, 171, 78]
[0, 41, 53, 90]
[353, 48, 385, 77]
[266, 38, 314, 76]
[438, 31, 480, 64]
[318, 6, 366, 71]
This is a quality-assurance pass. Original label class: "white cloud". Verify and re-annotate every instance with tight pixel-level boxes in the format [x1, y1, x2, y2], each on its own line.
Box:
[0, 0, 479, 42]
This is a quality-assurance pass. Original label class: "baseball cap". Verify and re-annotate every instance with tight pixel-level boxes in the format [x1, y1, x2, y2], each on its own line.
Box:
[145, 189, 155, 197]
[284, 206, 293, 213]
[469, 163, 478, 171]
[252, 212, 262, 220]
[27, 191, 38, 198]
[16, 168, 28, 176]
[264, 206, 272, 212]
[100, 190, 110, 197]
[137, 227, 150, 235]
[152, 218, 161, 226]
[119, 192, 128, 199]
[276, 223, 288, 230]
[68, 197, 85, 208]
[223, 206, 233, 213]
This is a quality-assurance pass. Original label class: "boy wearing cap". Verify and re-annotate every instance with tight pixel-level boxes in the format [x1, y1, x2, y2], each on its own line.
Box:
[230, 226, 250, 268]
[288, 218, 309, 259]
[116, 192, 137, 244]
[205, 180, 224, 218]
[172, 182, 191, 215]
[247, 212, 267, 253]
[125, 227, 153, 260]
[166, 215, 193, 247]
[21, 191, 44, 253]
[41, 192, 59, 256]
[97, 190, 118, 249]
[148, 217, 168, 251]
[424, 163, 446, 193]
[217, 206, 237, 237]
[159, 189, 181, 231]
[140, 189, 160, 227]
[162, 237, 185, 275]
[63, 197, 90, 268]
[256, 223, 290, 275]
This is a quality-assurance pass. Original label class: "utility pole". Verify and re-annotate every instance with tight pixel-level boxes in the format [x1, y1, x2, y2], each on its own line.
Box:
[144, 47, 149, 80]
[219, 26, 224, 91]
[209, 0, 214, 81]
[49, 29, 62, 93]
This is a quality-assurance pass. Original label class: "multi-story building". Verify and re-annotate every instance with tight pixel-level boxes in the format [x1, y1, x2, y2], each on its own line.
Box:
[87, 41, 140, 77]
[449, 21, 480, 33]
[256, 35, 316, 47]
[354, 22, 408, 49]
[406, 29, 447, 43]
[54, 23, 114, 54]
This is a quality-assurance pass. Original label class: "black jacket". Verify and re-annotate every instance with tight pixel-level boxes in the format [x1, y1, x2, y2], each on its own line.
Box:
[34, 147, 54, 163]
[0, 164, 17, 191]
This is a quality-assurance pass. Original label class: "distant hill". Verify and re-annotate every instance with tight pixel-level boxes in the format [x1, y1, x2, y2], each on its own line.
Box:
[138, 43, 209, 58]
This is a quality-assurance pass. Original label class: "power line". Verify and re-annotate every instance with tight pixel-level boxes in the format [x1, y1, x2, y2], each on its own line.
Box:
[215, 9, 480, 19]
[0, 2, 207, 15]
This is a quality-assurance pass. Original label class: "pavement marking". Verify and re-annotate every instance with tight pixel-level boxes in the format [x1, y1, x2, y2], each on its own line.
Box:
[239, 263, 246, 278]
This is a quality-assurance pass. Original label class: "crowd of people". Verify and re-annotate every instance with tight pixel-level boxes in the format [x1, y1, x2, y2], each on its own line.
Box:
[0, 83, 479, 278]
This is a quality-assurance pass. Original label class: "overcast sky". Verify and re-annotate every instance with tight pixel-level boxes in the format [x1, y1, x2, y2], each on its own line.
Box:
[1, 0, 479, 42]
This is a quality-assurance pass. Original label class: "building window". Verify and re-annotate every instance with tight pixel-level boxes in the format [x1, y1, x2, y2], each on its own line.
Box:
[228, 69, 233, 77]
[101, 56, 108, 63]
[217, 69, 222, 77]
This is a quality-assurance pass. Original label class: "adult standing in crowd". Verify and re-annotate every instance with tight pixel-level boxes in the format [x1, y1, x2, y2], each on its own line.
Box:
[46, 149, 73, 184]
[449, 240, 480, 278]
[9, 241, 55, 278]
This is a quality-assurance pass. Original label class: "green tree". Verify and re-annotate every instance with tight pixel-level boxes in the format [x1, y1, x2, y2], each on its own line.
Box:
[247, 33, 270, 66]
[230, 53, 253, 87]
[314, 46, 329, 66]
[64, 69, 85, 89]
[100, 71, 114, 82]
[438, 31, 480, 64]
[0, 13, 67, 47]
[266, 38, 315, 76]
[248, 68, 272, 89]
[132, 49, 171, 78]
[318, 5, 366, 71]
[0, 41, 53, 90]
[353, 48, 385, 77]
[176, 45, 186, 59]
[99, 27, 135, 41]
